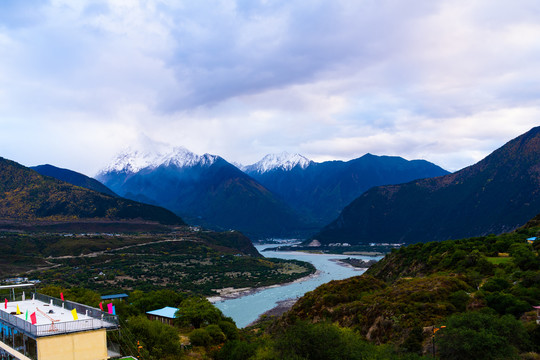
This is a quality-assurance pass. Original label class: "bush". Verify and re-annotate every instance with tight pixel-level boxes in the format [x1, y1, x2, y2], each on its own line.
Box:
[176, 296, 226, 328]
[215, 340, 258, 360]
[437, 311, 529, 360]
[482, 278, 510, 292]
[205, 324, 226, 344]
[485, 292, 530, 317]
[190, 328, 212, 347]
[218, 320, 239, 341]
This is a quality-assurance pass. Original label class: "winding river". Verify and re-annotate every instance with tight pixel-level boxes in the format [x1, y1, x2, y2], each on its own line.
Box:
[213, 244, 383, 328]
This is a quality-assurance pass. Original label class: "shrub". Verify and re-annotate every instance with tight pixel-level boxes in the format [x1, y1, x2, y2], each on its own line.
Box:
[189, 328, 212, 347]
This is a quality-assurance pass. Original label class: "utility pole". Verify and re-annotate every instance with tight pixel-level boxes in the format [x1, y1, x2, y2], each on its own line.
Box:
[432, 325, 446, 357]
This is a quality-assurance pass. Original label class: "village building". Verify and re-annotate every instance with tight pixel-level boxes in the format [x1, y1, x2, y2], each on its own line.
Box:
[0, 284, 118, 360]
[146, 307, 179, 326]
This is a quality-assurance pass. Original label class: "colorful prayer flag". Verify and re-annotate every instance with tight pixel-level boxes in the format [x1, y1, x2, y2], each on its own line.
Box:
[30, 312, 37, 325]
[112, 305, 116, 315]
[16, 305, 21, 315]
[60, 292, 64, 301]
[25, 310, 28, 321]
[107, 303, 113, 314]
[99, 302, 103, 311]
[4, 298, 6, 309]
[71, 308, 78, 320]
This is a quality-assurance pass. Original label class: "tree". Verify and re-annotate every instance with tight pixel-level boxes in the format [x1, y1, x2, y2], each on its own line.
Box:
[124, 315, 182, 360]
[275, 321, 370, 360]
[437, 311, 529, 360]
[175, 296, 227, 328]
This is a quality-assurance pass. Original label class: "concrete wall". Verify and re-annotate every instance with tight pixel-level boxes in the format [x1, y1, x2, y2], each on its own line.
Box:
[37, 329, 108, 360]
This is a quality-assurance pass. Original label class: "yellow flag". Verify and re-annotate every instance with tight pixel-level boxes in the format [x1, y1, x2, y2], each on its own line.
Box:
[71, 308, 78, 320]
[16, 305, 21, 315]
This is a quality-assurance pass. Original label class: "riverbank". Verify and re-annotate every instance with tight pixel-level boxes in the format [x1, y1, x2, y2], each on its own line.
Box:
[246, 298, 298, 327]
[207, 269, 321, 303]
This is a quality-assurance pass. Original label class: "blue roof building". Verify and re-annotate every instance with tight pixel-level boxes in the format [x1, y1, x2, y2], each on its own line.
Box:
[146, 306, 180, 326]
[101, 293, 129, 301]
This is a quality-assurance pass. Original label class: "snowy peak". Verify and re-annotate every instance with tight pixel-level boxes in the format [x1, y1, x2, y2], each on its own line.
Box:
[100, 147, 219, 174]
[246, 152, 312, 173]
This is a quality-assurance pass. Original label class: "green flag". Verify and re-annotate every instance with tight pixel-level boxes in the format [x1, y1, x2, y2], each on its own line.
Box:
[25, 309, 28, 321]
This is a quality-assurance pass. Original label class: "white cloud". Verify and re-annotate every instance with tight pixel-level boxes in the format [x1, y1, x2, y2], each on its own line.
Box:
[0, 0, 539, 175]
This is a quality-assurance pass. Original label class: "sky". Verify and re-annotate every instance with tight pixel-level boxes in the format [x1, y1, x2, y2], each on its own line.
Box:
[1, 0, 539, 176]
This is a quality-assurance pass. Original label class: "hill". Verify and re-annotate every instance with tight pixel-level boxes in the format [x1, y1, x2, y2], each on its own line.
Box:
[97, 148, 311, 238]
[32, 164, 117, 197]
[313, 126, 540, 244]
[246, 153, 449, 227]
[0, 156, 184, 227]
[269, 226, 540, 358]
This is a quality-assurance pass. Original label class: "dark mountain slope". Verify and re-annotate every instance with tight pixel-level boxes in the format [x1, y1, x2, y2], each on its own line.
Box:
[313, 126, 540, 244]
[32, 164, 117, 197]
[99, 155, 310, 238]
[0, 157, 184, 225]
[247, 154, 449, 226]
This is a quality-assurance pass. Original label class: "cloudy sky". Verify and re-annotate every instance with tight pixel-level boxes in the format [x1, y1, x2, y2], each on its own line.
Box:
[1, 0, 539, 176]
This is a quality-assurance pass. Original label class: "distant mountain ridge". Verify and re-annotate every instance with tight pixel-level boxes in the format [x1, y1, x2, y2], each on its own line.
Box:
[97, 148, 450, 237]
[313, 126, 540, 244]
[245, 153, 450, 226]
[32, 164, 117, 197]
[97, 148, 309, 238]
[103, 147, 218, 173]
[0, 157, 184, 226]
[243, 152, 312, 173]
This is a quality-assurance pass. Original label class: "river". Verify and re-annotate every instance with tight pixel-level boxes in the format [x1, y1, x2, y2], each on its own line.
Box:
[213, 244, 383, 328]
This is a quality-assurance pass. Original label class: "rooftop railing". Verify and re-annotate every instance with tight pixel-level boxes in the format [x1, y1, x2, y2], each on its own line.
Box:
[0, 292, 118, 338]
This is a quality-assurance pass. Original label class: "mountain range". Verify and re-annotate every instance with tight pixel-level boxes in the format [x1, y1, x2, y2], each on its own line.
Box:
[96, 148, 448, 238]
[32, 164, 117, 197]
[0, 157, 184, 228]
[312, 126, 540, 244]
[96, 148, 310, 238]
[244, 152, 449, 225]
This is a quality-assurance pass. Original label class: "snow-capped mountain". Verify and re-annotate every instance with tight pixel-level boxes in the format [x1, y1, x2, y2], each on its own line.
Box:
[244, 152, 312, 173]
[245, 153, 450, 226]
[101, 147, 218, 174]
[96, 147, 308, 238]
[95, 147, 449, 238]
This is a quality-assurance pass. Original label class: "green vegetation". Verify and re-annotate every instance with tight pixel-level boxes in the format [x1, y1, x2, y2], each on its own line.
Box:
[1, 229, 314, 296]
[0, 156, 183, 225]
[485, 256, 513, 265]
[270, 227, 540, 359]
[27, 225, 539, 359]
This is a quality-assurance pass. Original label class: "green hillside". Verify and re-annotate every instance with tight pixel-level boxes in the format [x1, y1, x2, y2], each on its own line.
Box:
[274, 226, 540, 358]
[216, 222, 540, 359]
[0, 157, 184, 226]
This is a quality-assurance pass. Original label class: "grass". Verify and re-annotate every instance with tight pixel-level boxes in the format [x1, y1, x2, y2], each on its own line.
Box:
[486, 256, 514, 265]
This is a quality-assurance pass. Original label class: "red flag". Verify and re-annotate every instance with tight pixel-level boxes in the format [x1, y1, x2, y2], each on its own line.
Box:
[60, 292, 64, 301]
[30, 312, 37, 325]
[99, 302, 103, 311]
[4, 298, 6, 309]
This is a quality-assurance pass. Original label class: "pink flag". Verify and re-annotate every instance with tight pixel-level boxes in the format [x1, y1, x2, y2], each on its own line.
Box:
[99, 302, 103, 311]
[107, 303, 113, 314]
[30, 312, 37, 325]
[60, 292, 64, 301]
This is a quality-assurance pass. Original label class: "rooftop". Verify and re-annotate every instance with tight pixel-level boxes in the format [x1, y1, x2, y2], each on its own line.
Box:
[0, 293, 118, 338]
[146, 306, 179, 319]
[101, 293, 129, 300]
